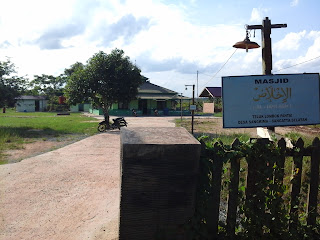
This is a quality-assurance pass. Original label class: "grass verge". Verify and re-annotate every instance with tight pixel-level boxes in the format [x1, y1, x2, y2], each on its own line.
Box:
[0, 109, 99, 164]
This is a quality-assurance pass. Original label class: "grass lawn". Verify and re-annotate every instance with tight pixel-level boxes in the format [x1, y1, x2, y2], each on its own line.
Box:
[175, 118, 251, 144]
[0, 109, 99, 164]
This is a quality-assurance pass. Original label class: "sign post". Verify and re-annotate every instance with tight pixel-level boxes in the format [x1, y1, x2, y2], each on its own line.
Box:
[233, 17, 287, 132]
[247, 17, 287, 131]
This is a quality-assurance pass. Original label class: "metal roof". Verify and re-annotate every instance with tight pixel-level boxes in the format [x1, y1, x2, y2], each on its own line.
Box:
[137, 94, 191, 100]
[138, 81, 177, 95]
[199, 87, 222, 98]
[15, 95, 48, 100]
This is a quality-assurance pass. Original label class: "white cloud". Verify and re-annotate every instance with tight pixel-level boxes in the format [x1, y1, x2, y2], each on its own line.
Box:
[98, 1, 245, 73]
[0, 0, 317, 95]
[305, 36, 320, 58]
[274, 32, 320, 73]
[290, 0, 299, 7]
[308, 31, 320, 40]
[250, 8, 269, 23]
[274, 31, 306, 51]
[0, 0, 77, 44]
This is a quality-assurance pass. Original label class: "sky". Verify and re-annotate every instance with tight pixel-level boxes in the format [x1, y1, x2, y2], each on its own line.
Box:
[0, 0, 319, 97]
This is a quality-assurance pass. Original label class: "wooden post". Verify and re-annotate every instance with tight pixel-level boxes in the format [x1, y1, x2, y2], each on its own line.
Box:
[261, 17, 272, 75]
[307, 137, 320, 226]
[226, 139, 241, 237]
[276, 138, 286, 185]
[289, 138, 304, 232]
[247, 17, 287, 132]
[207, 142, 224, 239]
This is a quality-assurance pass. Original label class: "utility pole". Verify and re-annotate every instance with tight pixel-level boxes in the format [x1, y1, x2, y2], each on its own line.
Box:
[192, 84, 195, 134]
[197, 70, 199, 100]
[247, 17, 287, 131]
[185, 84, 195, 134]
[180, 93, 183, 121]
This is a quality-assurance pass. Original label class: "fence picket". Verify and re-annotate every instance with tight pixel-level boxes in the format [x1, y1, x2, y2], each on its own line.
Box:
[226, 138, 241, 237]
[207, 142, 224, 238]
[307, 137, 320, 226]
[289, 138, 304, 231]
[198, 137, 319, 238]
[276, 138, 286, 185]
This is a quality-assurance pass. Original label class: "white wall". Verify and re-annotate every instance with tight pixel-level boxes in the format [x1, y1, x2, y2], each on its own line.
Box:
[16, 99, 48, 112]
[203, 103, 215, 113]
[70, 105, 79, 112]
[16, 100, 35, 112]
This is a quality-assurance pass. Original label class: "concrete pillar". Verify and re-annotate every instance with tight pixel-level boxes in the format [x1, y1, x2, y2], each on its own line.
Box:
[119, 127, 200, 240]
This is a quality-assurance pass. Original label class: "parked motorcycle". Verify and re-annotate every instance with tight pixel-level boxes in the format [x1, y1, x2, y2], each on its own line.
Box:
[98, 117, 128, 132]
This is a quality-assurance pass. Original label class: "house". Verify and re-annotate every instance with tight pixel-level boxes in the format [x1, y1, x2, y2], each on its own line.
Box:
[70, 103, 91, 112]
[90, 81, 191, 116]
[15, 96, 48, 112]
[199, 87, 222, 98]
[199, 87, 222, 113]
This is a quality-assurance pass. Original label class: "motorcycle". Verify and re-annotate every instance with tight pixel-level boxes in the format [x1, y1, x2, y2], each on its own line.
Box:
[98, 117, 128, 132]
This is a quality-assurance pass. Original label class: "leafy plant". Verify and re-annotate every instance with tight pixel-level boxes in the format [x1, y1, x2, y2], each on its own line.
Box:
[185, 136, 320, 239]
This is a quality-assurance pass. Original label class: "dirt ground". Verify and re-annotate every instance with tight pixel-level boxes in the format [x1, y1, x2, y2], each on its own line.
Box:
[0, 132, 121, 240]
[0, 115, 177, 240]
[0, 115, 319, 240]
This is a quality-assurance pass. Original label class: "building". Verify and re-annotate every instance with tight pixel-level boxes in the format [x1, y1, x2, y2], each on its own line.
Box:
[199, 87, 222, 99]
[90, 81, 191, 116]
[15, 96, 48, 112]
[199, 87, 222, 113]
[70, 103, 91, 112]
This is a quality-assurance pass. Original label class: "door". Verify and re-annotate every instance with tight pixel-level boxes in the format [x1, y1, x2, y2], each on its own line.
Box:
[79, 104, 84, 111]
[138, 99, 148, 115]
[35, 100, 40, 111]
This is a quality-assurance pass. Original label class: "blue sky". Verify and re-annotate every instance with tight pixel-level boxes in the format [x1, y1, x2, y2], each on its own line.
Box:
[0, 0, 319, 96]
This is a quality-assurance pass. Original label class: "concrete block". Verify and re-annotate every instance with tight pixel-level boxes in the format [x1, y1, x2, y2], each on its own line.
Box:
[119, 127, 200, 240]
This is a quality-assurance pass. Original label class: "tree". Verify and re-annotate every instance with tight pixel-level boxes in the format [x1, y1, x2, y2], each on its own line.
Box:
[27, 74, 67, 111]
[63, 62, 84, 77]
[0, 58, 26, 107]
[65, 49, 143, 123]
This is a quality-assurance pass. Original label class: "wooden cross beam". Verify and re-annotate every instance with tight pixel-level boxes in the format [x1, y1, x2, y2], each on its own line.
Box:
[246, 17, 287, 75]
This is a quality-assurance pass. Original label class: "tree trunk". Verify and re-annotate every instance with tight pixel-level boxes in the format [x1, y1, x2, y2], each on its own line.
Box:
[102, 104, 111, 127]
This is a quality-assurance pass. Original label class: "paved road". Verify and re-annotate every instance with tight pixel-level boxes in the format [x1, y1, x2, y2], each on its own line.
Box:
[0, 116, 176, 240]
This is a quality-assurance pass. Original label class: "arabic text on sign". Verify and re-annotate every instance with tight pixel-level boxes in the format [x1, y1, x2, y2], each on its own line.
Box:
[253, 87, 292, 103]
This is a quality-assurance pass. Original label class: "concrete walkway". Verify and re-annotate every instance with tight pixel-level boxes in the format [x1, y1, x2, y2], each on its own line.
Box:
[0, 116, 176, 240]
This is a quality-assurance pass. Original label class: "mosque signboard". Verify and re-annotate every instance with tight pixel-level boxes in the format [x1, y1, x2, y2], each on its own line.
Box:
[222, 73, 320, 128]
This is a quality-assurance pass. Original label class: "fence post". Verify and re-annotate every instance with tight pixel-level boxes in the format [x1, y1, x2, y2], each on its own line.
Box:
[289, 137, 304, 232]
[307, 137, 320, 226]
[207, 141, 224, 239]
[226, 138, 241, 237]
[245, 138, 270, 236]
[276, 138, 286, 185]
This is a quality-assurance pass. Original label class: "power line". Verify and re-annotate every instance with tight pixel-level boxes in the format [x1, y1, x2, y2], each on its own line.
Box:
[274, 55, 320, 73]
[200, 48, 238, 89]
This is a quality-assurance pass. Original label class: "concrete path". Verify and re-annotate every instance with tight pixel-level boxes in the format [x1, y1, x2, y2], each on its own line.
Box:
[0, 116, 176, 240]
